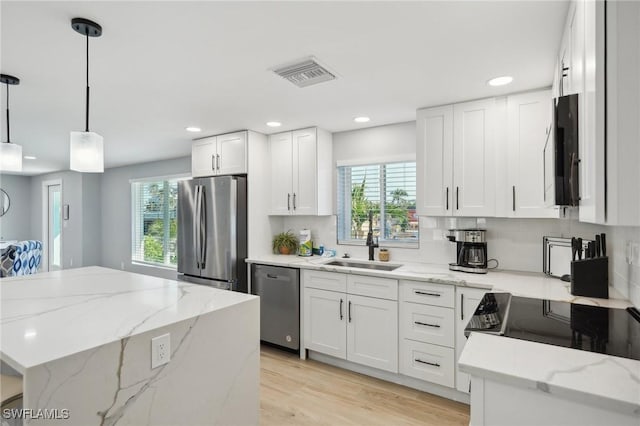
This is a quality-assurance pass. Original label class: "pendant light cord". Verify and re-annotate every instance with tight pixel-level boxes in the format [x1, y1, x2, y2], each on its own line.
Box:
[5, 82, 10, 143]
[85, 31, 90, 132]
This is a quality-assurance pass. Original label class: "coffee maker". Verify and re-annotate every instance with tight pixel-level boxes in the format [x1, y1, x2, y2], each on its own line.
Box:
[447, 230, 488, 274]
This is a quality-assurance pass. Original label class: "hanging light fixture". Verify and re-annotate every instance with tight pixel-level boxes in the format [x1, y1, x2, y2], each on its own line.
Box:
[70, 17, 103, 173]
[0, 74, 23, 173]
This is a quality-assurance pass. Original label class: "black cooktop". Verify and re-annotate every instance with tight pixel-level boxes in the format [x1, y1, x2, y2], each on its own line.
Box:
[465, 293, 640, 361]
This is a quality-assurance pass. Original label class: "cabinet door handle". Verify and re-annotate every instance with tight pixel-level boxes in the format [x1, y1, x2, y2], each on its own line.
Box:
[348, 301, 352, 323]
[415, 359, 440, 367]
[456, 187, 460, 210]
[414, 290, 441, 297]
[287, 193, 291, 211]
[446, 187, 449, 210]
[266, 274, 279, 279]
[211, 155, 215, 171]
[339, 299, 344, 320]
[293, 193, 297, 210]
[216, 154, 220, 171]
[415, 321, 440, 328]
[461, 294, 464, 321]
[512, 185, 516, 212]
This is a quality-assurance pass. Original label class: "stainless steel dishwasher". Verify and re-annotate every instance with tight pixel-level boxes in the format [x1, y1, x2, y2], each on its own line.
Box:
[250, 264, 300, 350]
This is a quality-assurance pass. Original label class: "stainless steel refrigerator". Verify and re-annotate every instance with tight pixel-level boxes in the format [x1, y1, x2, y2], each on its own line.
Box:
[177, 175, 247, 292]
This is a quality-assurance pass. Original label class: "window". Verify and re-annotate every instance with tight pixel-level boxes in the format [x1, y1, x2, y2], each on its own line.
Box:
[131, 178, 179, 268]
[337, 161, 418, 246]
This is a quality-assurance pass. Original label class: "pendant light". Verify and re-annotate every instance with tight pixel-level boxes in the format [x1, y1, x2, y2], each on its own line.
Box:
[70, 18, 103, 173]
[0, 74, 22, 173]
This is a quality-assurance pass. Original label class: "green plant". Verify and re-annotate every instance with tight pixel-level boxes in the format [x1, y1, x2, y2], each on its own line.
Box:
[272, 230, 299, 255]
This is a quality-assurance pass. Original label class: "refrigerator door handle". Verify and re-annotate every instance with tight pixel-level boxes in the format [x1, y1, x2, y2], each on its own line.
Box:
[200, 185, 207, 269]
[194, 185, 201, 269]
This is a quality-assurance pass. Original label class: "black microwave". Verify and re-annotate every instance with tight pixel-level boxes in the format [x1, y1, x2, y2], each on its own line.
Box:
[544, 94, 579, 207]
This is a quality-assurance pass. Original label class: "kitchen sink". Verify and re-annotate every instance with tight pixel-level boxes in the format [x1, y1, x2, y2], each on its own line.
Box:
[324, 260, 401, 272]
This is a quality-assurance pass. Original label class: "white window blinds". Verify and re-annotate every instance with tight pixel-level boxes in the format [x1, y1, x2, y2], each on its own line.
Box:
[131, 179, 179, 268]
[337, 162, 418, 245]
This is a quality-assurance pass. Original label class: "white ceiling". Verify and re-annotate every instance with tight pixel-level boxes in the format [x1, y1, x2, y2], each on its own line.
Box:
[1, 1, 569, 176]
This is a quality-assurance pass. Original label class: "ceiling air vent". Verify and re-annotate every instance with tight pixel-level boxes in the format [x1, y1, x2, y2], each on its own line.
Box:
[272, 57, 336, 88]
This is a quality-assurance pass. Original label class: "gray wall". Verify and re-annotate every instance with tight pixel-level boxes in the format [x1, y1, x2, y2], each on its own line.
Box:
[100, 156, 190, 279]
[82, 174, 102, 267]
[0, 174, 33, 241]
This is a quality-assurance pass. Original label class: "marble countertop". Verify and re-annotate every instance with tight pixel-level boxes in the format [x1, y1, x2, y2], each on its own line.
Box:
[459, 332, 640, 415]
[246, 255, 631, 309]
[0, 266, 257, 373]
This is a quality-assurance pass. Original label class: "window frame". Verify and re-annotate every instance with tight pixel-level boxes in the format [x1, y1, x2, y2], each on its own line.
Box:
[336, 159, 419, 249]
[130, 174, 189, 269]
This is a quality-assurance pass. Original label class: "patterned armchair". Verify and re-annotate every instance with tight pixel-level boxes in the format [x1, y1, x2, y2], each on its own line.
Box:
[0, 240, 43, 277]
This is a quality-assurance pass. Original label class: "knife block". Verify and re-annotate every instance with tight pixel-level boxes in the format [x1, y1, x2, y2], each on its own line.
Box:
[570, 257, 609, 299]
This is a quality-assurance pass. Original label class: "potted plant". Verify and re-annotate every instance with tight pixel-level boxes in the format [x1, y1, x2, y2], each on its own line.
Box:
[272, 230, 299, 255]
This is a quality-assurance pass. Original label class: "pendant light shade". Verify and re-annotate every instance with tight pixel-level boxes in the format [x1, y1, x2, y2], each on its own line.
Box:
[0, 74, 22, 173]
[70, 131, 103, 173]
[0, 142, 22, 172]
[70, 17, 103, 173]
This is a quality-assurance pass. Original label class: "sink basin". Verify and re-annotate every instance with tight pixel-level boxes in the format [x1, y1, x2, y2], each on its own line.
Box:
[324, 260, 401, 272]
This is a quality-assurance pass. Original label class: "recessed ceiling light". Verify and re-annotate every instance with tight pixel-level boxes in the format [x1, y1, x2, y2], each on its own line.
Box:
[185, 126, 201, 133]
[487, 76, 513, 86]
[354, 116, 370, 123]
[24, 156, 37, 160]
[266, 121, 282, 128]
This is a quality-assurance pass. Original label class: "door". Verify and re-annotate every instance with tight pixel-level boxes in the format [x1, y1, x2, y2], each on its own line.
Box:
[269, 132, 293, 215]
[192, 137, 217, 177]
[177, 179, 200, 277]
[346, 294, 398, 373]
[304, 287, 346, 359]
[507, 91, 559, 218]
[47, 184, 62, 271]
[453, 99, 496, 217]
[417, 105, 454, 216]
[217, 131, 247, 175]
[200, 176, 235, 282]
[455, 287, 488, 393]
[292, 128, 317, 215]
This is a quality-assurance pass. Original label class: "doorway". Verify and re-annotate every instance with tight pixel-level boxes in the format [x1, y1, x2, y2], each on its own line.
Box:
[42, 180, 62, 271]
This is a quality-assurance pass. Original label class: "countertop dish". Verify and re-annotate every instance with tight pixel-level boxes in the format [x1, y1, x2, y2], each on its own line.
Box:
[0, 266, 257, 372]
[246, 255, 631, 309]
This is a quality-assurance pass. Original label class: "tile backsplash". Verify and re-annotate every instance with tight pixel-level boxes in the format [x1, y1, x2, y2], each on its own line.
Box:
[276, 215, 640, 307]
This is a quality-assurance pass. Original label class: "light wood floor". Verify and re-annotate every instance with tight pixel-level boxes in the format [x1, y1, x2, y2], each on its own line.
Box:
[260, 345, 470, 426]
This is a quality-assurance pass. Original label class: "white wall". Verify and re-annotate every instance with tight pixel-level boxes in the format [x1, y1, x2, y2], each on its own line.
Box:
[279, 121, 640, 306]
[100, 156, 190, 280]
[0, 174, 33, 240]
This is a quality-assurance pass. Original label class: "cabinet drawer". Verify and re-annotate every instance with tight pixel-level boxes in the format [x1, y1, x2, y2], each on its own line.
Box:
[347, 275, 398, 300]
[302, 270, 347, 292]
[399, 340, 455, 388]
[400, 303, 454, 348]
[399, 280, 455, 308]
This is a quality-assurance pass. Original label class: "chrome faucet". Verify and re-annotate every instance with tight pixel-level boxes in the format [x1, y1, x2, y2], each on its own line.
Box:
[365, 210, 379, 261]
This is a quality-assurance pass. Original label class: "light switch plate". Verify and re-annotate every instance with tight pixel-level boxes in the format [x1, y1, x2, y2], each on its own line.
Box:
[151, 333, 170, 369]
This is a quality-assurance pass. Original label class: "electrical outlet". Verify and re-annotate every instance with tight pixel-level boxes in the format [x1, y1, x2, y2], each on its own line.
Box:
[151, 333, 170, 369]
[627, 242, 640, 265]
[120, 261, 125, 270]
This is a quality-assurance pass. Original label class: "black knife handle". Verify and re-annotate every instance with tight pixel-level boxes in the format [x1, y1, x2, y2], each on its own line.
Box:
[577, 238, 583, 260]
[595, 235, 601, 257]
[571, 237, 578, 262]
[601, 233, 607, 256]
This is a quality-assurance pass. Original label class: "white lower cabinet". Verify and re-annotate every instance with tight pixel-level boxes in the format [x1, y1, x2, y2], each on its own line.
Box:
[399, 280, 456, 388]
[455, 287, 488, 393]
[399, 340, 455, 388]
[304, 287, 346, 359]
[303, 270, 398, 373]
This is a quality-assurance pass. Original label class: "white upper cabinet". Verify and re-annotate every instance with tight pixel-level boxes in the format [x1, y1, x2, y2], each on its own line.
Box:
[418, 99, 495, 217]
[452, 99, 496, 217]
[192, 137, 217, 177]
[216, 132, 248, 175]
[191, 131, 247, 177]
[505, 90, 559, 218]
[416, 105, 454, 216]
[268, 127, 332, 216]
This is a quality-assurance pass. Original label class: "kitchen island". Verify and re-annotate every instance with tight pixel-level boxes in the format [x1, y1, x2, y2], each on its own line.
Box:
[0, 266, 259, 425]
